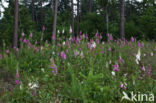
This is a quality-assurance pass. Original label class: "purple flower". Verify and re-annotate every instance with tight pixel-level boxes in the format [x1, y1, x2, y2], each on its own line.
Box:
[51, 65, 58, 75]
[120, 84, 124, 88]
[147, 66, 152, 75]
[108, 47, 111, 51]
[141, 66, 145, 71]
[66, 41, 70, 47]
[131, 37, 134, 42]
[19, 38, 22, 42]
[13, 46, 16, 50]
[0, 55, 3, 59]
[51, 34, 55, 40]
[150, 52, 153, 56]
[108, 34, 113, 41]
[16, 48, 19, 52]
[120, 82, 127, 90]
[21, 32, 25, 37]
[95, 39, 99, 44]
[29, 33, 33, 38]
[69, 26, 72, 33]
[82, 34, 85, 39]
[57, 43, 61, 47]
[42, 26, 45, 31]
[66, 49, 69, 53]
[32, 90, 37, 96]
[35, 41, 38, 45]
[119, 56, 124, 63]
[16, 80, 20, 85]
[141, 42, 144, 48]
[60, 52, 66, 60]
[101, 51, 104, 54]
[113, 64, 119, 72]
[23, 38, 28, 44]
[6, 49, 10, 54]
[137, 42, 140, 47]
[16, 72, 19, 78]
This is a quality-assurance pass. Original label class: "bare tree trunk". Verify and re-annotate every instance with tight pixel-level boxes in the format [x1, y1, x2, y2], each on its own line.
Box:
[13, 0, 19, 47]
[32, 0, 35, 21]
[105, 5, 109, 35]
[52, 0, 58, 44]
[40, 0, 43, 26]
[71, 0, 74, 37]
[120, 0, 125, 38]
[52, 0, 55, 13]
[89, 0, 92, 12]
[77, 0, 79, 36]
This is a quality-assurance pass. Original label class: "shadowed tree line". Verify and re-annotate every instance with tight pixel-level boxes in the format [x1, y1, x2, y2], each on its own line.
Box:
[0, 0, 156, 46]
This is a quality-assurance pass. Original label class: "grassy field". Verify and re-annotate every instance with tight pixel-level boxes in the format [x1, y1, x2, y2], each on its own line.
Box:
[0, 34, 156, 103]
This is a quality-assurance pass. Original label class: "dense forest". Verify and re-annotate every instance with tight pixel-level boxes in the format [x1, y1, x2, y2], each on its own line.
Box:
[0, 0, 156, 46]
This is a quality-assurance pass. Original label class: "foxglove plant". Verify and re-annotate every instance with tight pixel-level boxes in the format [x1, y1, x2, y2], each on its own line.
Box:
[141, 66, 145, 71]
[62, 29, 65, 34]
[15, 69, 20, 85]
[60, 52, 66, 60]
[141, 42, 144, 48]
[50, 58, 58, 75]
[150, 52, 153, 56]
[137, 42, 140, 47]
[69, 26, 72, 33]
[29, 33, 33, 38]
[42, 26, 45, 31]
[147, 66, 152, 75]
[119, 56, 124, 63]
[21, 32, 25, 37]
[120, 82, 127, 90]
[6, 49, 10, 54]
[113, 63, 119, 72]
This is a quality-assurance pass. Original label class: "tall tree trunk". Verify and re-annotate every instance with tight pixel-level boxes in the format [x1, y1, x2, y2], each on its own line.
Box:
[120, 0, 125, 38]
[40, 0, 43, 26]
[77, 0, 80, 36]
[52, 0, 58, 44]
[52, 0, 55, 13]
[71, 0, 74, 37]
[32, 0, 35, 21]
[13, 0, 19, 47]
[105, 5, 109, 35]
[89, 0, 92, 12]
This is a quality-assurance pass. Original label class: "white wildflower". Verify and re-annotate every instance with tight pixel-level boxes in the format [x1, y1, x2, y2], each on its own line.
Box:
[57, 30, 60, 34]
[74, 50, 80, 57]
[90, 42, 96, 49]
[80, 52, 84, 58]
[111, 71, 115, 76]
[63, 41, 66, 45]
[150, 52, 153, 56]
[135, 48, 141, 64]
[109, 60, 112, 64]
[41, 68, 45, 72]
[52, 51, 55, 55]
[28, 82, 39, 89]
[106, 62, 109, 68]
[62, 29, 65, 34]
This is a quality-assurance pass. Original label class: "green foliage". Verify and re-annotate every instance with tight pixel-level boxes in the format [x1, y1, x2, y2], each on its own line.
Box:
[0, 38, 156, 102]
[0, 5, 35, 45]
[125, 20, 142, 39]
[80, 13, 105, 37]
